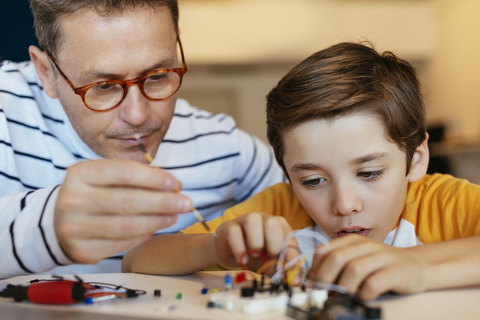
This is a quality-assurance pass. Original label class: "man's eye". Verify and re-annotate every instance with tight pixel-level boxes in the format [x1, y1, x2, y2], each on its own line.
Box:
[358, 170, 384, 181]
[301, 178, 324, 188]
[95, 83, 115, 91]
[148, 73, 167, 81]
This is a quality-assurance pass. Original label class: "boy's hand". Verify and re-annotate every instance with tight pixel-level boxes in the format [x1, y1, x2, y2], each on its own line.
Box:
[213, 212, 294, 271]
[310, 235, 429, 300]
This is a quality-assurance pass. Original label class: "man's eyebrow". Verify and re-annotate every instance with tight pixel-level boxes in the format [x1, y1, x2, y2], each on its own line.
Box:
[351, 152, 388, 165]
[84, 58, 175, 81]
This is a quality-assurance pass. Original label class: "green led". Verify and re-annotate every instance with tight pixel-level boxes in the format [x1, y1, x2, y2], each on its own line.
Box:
[176, 293, 182, 300]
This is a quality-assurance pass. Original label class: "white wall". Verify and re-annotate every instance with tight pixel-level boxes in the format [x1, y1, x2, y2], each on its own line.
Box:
[178, 0, 436, 141]
[180, 0, 435, 64]
[423, 0, 480, 140]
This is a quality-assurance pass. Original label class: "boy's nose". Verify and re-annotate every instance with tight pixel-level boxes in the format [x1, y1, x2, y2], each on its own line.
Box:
[117, 85, 150, 127]
[331, 182, 363, 216]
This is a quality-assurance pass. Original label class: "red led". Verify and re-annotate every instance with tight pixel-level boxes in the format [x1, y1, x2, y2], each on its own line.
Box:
[236, 272, 246, 284]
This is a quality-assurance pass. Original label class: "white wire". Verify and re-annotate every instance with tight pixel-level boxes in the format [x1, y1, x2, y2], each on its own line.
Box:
[272, 228, 331, 282]
[308, 279, 349, 294]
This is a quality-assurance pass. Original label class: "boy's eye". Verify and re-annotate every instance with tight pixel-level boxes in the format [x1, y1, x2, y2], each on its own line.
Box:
[357, 170, 384, 181]
[301, 178, 325, 188]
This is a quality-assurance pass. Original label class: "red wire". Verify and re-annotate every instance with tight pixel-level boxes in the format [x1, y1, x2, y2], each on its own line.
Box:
[239, 250, 269, 274]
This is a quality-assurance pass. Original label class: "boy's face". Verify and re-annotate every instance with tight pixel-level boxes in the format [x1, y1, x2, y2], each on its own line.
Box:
[283, 112, 421, 242]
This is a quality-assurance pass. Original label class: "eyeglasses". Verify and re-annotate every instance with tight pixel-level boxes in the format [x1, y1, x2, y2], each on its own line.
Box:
[45, 37, 187, 112]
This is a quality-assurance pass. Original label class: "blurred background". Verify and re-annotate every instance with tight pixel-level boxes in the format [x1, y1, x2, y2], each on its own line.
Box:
[2, 0, 480, 183]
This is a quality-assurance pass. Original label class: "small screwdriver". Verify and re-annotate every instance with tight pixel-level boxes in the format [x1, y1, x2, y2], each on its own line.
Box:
[0, 280, 84, 304]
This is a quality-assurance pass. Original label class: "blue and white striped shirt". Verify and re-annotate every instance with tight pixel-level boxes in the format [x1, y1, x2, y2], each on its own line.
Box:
[0, 60, 284, 278]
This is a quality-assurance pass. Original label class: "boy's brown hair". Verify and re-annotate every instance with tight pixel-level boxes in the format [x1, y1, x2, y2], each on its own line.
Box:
[266, 42, 426, 178]
[29, 0, 179, 59]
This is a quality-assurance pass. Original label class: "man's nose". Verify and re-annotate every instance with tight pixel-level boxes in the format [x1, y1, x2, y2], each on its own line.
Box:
[331, 181, 363, 216]
[117, 85, 150, 127]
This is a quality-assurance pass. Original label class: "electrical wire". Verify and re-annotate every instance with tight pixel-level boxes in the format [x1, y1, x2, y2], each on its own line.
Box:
[272, 228, 331, 283]
[134, 133, 211, 232]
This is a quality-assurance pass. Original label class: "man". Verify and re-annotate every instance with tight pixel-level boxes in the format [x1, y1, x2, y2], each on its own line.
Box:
[0, 0, 283, 278]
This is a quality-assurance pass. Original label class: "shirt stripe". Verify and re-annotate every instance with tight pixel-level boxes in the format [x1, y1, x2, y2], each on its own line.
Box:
[238, 134, 258, 184]
[0, 171, 40, 190]
[0, 89, 35, 100]
[163, 126, 236, 143]
[38, 185, 65, 266]
[239, 151, 274, 202]
[10, 221, 34, 274]
[161, 152, 240, 170]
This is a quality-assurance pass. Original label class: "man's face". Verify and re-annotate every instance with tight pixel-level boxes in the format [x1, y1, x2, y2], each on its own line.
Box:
[53, 6, 179, 162]
[283, 112, 413, 242]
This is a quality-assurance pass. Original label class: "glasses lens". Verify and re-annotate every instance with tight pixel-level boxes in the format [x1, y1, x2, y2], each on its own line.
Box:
[144, 72, 181, 100]
[84, 83, 124, 110]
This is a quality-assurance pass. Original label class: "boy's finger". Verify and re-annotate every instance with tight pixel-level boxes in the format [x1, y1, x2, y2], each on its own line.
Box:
[264, 216, 292, 258]
[337, 252, 386, 294]
[357, 267, 399, 301]
[224, 221, 248, 264]
[242, 213, 265, 254]
[310, 237, 379, 283]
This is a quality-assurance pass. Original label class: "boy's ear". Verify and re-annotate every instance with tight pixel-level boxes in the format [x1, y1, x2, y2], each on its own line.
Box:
[407, 134, 430, 183]
[29, 45, 58, 99]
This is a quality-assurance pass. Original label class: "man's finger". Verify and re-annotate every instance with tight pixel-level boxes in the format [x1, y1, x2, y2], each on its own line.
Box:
[83, 188, 192, 215]
[66, 160, 182, 191]
[57, 214, 178, 240]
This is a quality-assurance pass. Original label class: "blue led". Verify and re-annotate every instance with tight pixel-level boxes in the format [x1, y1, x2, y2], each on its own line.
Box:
[224, 274, 233, 289]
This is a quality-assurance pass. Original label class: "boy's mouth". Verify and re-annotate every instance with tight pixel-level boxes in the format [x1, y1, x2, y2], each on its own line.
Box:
[336, 227, 371, 238]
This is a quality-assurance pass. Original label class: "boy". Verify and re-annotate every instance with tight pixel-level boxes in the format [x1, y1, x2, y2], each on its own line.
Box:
[122, 42, 480, 300]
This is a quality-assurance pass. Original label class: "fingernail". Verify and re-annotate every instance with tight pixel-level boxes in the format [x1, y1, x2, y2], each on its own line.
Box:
[241, 256, 249, 265]
[165, 177, 175, 189]
[178, 199, 192, 211]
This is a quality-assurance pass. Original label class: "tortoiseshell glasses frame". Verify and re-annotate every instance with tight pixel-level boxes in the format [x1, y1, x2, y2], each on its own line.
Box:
[45, 37, 188, 112]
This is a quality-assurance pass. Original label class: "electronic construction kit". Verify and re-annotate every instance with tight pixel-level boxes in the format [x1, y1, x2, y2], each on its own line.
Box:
[0, 230, 382, 320]
[0, 142, 382, 320]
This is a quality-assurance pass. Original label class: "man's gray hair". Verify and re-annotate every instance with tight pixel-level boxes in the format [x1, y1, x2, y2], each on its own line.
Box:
[29, 0, 179, 59]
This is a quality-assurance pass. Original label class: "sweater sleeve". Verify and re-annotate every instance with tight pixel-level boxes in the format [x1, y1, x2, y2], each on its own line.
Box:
[0, 186, 73, 279]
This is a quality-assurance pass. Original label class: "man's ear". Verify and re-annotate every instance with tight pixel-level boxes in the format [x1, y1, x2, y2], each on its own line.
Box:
[29, 45, 58, 99]
[407, 133, 430, 183]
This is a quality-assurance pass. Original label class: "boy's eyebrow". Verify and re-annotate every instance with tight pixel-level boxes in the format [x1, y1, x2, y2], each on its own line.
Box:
[291, 152, 389, 172]
[291, 163, 322, 172]
[351, 152, 388, 165]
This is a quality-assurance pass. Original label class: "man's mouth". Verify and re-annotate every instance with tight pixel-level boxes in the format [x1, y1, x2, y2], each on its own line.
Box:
[117, 133, 150, 147]
[336, 227, 371, 238]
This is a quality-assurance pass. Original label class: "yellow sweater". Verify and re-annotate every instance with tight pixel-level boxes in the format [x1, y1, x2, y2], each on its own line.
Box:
[182, 173, 480, 245]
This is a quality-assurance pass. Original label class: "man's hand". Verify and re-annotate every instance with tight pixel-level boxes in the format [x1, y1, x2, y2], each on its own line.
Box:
[55, 159, 193, 264]
[213, 212, 295, 272]
[309, 235, 429, 300]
